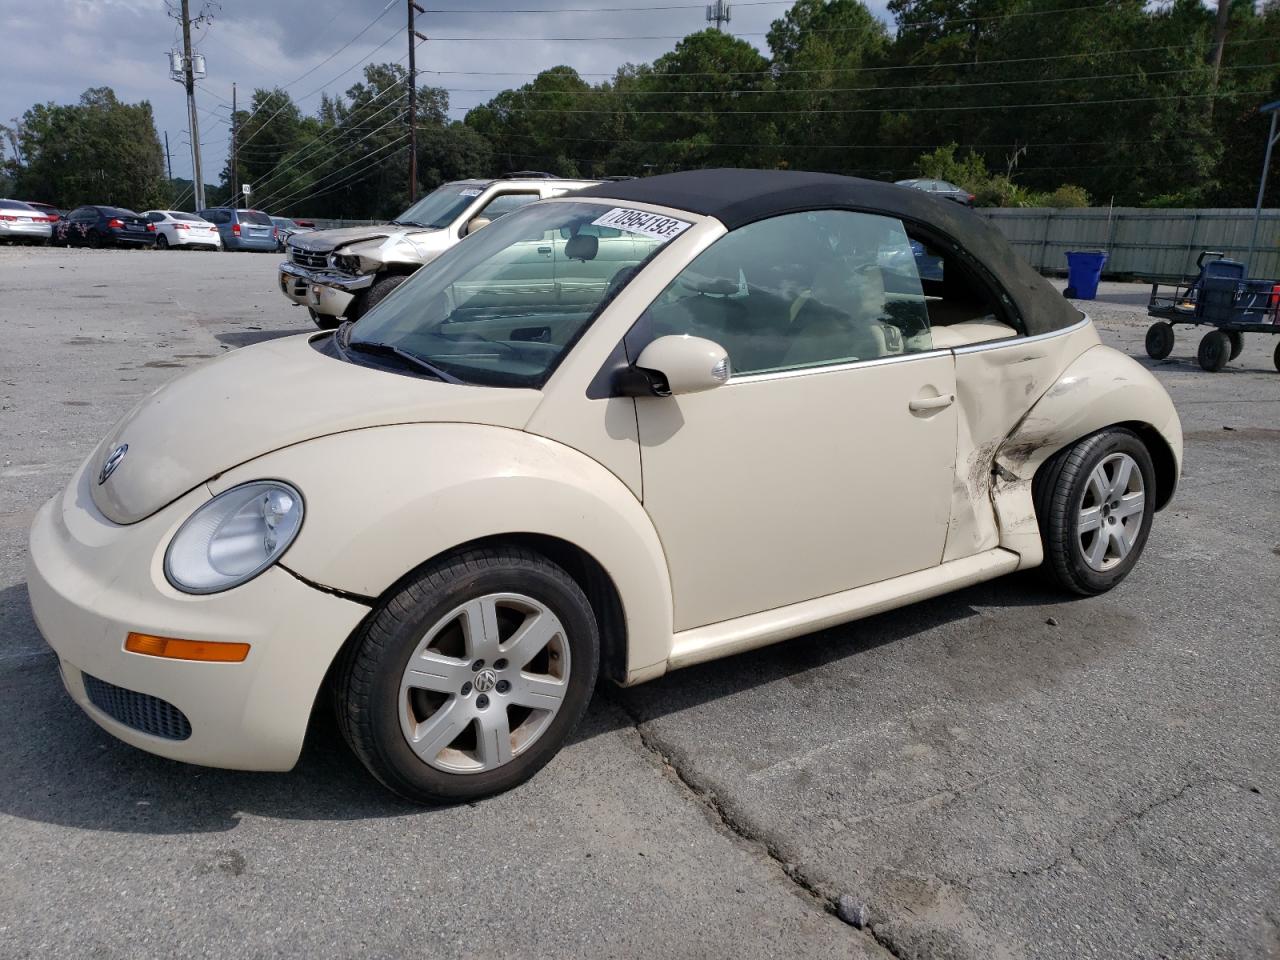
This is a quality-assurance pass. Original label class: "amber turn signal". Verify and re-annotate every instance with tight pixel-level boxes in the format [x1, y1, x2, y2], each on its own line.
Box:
[124, 632, 250, 663]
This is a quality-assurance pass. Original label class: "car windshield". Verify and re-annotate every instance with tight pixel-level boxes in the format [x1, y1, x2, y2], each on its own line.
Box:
[349, 200, 691, 388]
[392, 183, 491, 229]
[0, 200, 39, 212]
[171, 211, 204, 222]
[102, 207, 136, 217]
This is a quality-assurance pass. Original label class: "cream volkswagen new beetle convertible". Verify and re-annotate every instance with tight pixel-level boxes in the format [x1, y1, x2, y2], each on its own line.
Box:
[28, 170, 1182, 802]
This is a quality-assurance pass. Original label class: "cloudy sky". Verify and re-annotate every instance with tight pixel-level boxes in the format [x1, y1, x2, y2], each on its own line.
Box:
[1, 0, 897, 187]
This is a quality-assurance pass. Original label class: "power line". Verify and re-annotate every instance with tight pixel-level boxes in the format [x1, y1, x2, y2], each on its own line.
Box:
[421, 37, 1267, 78]
[262, 135, 410, 211]
[255, 114, 408, 208]
[443, 63, 1265, 98]
[275, 145, 411, 214]
[425, 0, 791, 10]
[471, 88, 1267, 116]
[243, 80, 410, 198]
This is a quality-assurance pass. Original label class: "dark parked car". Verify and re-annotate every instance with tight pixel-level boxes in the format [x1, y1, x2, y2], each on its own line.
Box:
[197, 207, 278, 252]
[53, 205, 156, 248]
[271, 216, 315, 251]
[894, 178, 976, 207]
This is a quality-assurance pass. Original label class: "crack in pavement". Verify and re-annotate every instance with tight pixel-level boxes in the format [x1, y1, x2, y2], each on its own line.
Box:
[983, 772, 1224, 882]
[606, 691, 908, 960]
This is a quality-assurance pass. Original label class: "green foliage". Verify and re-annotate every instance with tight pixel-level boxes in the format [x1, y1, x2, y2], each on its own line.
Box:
[12, 88, 165, 210]
[915, 143, 990, 192]
[1041, 184, 1092, 208]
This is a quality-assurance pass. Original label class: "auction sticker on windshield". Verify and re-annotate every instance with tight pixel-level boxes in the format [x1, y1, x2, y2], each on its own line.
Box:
[592, 207, 692, 242]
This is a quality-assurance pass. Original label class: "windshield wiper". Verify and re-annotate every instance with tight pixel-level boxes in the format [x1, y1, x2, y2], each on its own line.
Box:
[345, 337, 463, 384]
[387, 219, 429, 228]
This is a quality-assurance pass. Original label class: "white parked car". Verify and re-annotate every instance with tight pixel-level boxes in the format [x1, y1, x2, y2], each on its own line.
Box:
[0, 199, 56, 243]
[143, 210, 222, 250]
[28, 170, 1182, 803]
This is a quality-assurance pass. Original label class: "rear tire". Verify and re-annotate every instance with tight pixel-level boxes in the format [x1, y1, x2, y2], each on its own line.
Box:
[334, 546, 599, 803]
[1226, 330, 1244, 361]
[1144, 321, 1174, 360]
[1197, 330, 1230, 372]
[1273, 340, 1280, 372]
[1035, 428, 1156, 596]
[156, 234, 169, 250]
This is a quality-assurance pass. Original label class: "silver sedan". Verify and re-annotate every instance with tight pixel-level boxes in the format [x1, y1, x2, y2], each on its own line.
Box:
[0, 199, 54, 243]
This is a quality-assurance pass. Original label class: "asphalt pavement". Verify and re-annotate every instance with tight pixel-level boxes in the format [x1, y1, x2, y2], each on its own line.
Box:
[1, 247, 1276, 960]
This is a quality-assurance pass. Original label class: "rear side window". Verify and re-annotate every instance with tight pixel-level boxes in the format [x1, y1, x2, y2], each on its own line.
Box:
[633, 209, 934, 377]
[203, 210, 230, 224]
[239, 209, 273, 226]
[477, 193, 538, 221]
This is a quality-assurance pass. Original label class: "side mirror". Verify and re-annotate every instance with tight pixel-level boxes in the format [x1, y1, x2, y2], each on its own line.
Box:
[465, 216, 491, 236]
[619, 335, 730, 397]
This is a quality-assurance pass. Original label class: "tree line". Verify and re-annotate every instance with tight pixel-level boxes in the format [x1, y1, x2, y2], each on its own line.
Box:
[3, 0, 1277, 217]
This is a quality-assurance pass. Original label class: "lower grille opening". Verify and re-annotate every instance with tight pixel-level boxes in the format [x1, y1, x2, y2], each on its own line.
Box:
[82, 673, 192, 741]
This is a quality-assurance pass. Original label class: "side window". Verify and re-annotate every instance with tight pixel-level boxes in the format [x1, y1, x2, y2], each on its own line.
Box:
[904, 232, 1012, 333]
[478, 193, 538, 221]
[70, 207, 91, 220]
[146, 212, 163, 222]
[633, 210, 933, 377]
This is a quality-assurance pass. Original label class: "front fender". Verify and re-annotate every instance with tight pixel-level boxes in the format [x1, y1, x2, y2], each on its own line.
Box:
[992, 344, 1183, 568]
[208, 424, 675, 680]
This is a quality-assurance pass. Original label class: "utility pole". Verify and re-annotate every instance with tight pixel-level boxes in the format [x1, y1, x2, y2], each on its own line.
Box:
[164, 130, 173, 181]
[1209, 0, 1231, 85]
[408, 1, 426, 203]
[231, 81, 238, 207]
[179, 0, 205, 209]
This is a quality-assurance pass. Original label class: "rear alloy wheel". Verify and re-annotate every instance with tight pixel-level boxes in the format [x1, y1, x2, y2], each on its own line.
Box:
[1197, 330, 1230, 371]
[86, 231, 103, 249]
[1144, 321, 1174, 360]
[156, 234, 169, 250]
[335, 546, 599, 802]
[1036, 428, 1156, 595]
[1226, 330, 1244, 361]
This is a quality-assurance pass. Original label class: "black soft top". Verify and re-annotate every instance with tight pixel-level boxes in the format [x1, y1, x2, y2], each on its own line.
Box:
[576, 168, 1082, 336]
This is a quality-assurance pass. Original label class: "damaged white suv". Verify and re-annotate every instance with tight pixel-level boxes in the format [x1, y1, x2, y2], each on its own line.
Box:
[279, 174, 601, 328]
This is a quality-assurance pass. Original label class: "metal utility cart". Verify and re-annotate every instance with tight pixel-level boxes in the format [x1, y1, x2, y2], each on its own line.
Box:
[1145, 251, 1280, 372]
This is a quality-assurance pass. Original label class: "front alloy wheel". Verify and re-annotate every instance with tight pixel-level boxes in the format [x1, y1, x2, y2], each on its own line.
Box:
[335, 546, 599, 802]
[399, 593, 571, 773]
[1036, 428, 1156, 595]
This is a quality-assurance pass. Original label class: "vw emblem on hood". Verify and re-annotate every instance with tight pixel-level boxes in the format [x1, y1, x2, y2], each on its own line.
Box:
[98, 443, 128, 485]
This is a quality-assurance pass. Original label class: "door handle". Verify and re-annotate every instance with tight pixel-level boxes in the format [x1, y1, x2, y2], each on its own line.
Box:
[537, 246, 552, 255]
[909, 393, 955, 412]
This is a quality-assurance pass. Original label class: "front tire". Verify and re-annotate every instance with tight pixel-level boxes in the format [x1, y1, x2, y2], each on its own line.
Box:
[309, 307, 339, 330]
[334, 546, 599, 803]
[1035, 428, 1156, 596]
[1144, 321, 1174, 360]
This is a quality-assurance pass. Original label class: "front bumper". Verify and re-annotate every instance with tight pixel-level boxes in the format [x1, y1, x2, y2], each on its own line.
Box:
[26, 457, 370, 771]
[278, 260, 374, 317]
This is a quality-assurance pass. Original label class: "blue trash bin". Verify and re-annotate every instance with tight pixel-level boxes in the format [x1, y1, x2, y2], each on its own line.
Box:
[1064, 250, 1107, 300]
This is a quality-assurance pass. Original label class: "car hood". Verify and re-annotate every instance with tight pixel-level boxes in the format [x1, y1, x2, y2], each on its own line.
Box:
[89, 334, 542, 525]
[288, 224, 436, 254]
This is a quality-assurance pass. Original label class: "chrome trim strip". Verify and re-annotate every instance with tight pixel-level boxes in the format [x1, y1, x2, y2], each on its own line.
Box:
[951, 315, 1091, 355]
[728, 347, 952, 384]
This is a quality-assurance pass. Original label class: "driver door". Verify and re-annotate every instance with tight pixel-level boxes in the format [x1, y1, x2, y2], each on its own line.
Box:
[629, 210, 959, 631]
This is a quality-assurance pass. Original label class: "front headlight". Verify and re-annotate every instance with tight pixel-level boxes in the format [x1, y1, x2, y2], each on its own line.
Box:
[164, 481, 304, 594]
[331, 253, 362, 275]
